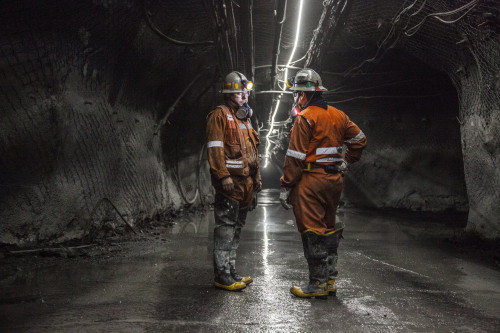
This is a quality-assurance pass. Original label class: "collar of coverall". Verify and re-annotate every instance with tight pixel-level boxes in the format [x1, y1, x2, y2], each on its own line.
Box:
[303, 93, 328, 110]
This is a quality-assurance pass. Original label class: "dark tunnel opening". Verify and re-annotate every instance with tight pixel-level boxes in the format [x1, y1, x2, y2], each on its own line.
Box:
[334, 50, 468, 216]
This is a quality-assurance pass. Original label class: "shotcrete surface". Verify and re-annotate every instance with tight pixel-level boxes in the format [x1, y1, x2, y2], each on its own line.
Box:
[1, 189, 499, 332]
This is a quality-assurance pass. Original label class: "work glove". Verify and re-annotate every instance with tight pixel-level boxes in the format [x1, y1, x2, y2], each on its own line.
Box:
[254, 180, 263, 193]
[338, 161, 348, 172]
[279, 187, 292, 210]
[221, 177, 234, 193]
[248, 192, 258, 211]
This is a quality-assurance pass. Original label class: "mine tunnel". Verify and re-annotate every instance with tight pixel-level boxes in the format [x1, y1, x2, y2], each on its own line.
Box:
[1, 0, 500, 331]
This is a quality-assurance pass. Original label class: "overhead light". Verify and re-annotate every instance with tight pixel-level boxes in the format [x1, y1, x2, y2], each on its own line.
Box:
[264, 0, 304, 168]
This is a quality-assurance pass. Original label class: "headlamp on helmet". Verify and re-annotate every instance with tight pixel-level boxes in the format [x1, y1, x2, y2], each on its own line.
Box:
[222, 71, 254, 94]
[242, 80, 253, 90]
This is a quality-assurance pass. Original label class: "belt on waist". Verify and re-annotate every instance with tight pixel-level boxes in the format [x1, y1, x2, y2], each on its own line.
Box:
[303, 162, 341, 174]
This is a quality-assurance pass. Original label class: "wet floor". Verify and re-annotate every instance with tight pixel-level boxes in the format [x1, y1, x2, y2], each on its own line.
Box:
[1, 189, 500, 332]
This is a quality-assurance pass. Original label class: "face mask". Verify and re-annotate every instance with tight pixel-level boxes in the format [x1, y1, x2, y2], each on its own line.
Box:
[236, 102, 253, 120]
[290, 92, 304, 117]
[290, 103, 303, 117]
[290, 91, 317, 117]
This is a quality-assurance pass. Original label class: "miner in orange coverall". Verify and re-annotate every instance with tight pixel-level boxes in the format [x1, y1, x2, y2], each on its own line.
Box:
[206, 71, 262, 291]
[280, 68, 367, 299]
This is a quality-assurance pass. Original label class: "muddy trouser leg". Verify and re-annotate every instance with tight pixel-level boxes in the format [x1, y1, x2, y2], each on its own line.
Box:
[325, 230, 342, 294]
[213, 194, 239, 286]
[302, 231, 328, 286]
[229, 209, 247, 281]
[290, 231, 328, 299]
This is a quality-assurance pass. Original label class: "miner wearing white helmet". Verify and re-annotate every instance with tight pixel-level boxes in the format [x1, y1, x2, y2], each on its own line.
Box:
[280, 68, 367, 299]
[206, 71, 261, 291]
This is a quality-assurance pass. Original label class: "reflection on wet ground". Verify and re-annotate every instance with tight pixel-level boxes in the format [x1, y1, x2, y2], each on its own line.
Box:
[1, 189, 500, 332]
[256, 188, 281, 206]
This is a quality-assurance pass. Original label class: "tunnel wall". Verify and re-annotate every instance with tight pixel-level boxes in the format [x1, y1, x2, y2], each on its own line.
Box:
[399, 3, 500, 238]
[336, 0, 500, 238]
[454, 62, 500, 238]
[0, 0, 214, 245]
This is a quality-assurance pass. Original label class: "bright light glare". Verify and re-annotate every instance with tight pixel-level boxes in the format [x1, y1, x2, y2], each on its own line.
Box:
[264, 0, 304, 168]
[263, 206, 268, 269]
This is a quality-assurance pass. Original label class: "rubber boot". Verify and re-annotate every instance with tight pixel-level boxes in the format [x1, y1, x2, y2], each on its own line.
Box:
[213, 194, 246, 291]
[229, 209, 253, 285]
[325, 228, 342, 295]
[290, 231, 328, 299]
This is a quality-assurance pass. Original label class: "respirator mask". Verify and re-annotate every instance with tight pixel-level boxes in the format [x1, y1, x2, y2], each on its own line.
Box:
[289, 90, 317, 118]
[290, 91, 304, 118]
[290, 103, 303, 118]
[236, 102, 253, 120]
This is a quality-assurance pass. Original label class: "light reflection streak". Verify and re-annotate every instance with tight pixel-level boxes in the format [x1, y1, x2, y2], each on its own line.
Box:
[263, 206, 269, 275]
[264, 0, 305, 168]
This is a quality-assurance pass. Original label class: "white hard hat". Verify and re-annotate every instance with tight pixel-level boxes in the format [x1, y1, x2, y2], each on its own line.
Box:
[222, 71, 254, 93]
[286, 68, 327, 91]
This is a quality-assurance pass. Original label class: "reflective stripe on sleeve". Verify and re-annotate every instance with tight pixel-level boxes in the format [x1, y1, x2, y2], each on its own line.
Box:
[316, 157, 344, 163]
[316, 147, 342, 155]
[345, 131, 365, 144]
[238, 123, 247, 129]
[207, 141, 224, 148]
[227, 114, 234, 121]
[286, 149, 306, 160]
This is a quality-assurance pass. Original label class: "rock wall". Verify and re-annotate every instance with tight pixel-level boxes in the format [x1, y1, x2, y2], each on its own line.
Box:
[0, 0, 214, 245]
[455, 64, 500, 238]
[397, 0, 500, 238]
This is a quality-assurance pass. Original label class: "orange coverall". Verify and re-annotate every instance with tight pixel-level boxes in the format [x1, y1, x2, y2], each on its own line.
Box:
[206, 105, 261, 209]
[280, 105, 367, 234]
